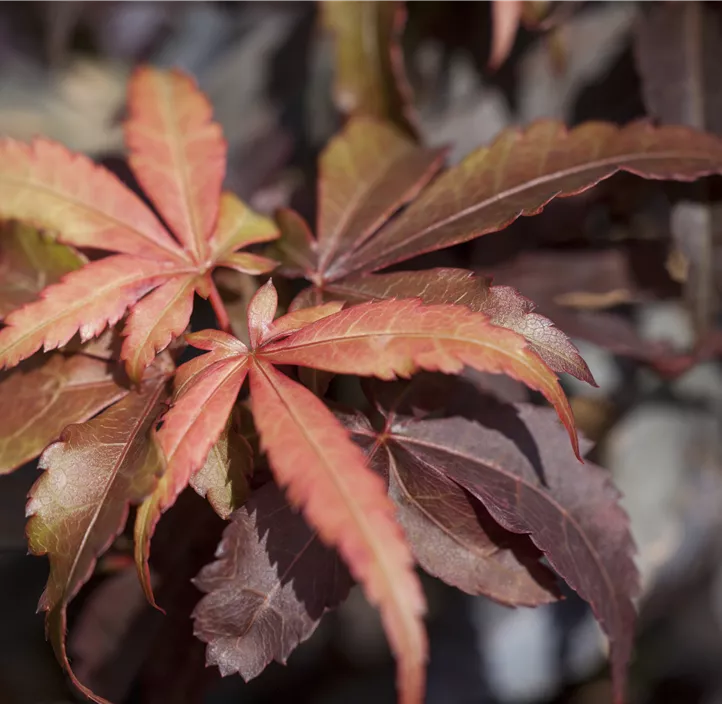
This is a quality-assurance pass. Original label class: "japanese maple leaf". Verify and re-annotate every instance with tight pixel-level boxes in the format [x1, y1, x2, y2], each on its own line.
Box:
[344, 375, 638, 702]
[271, 117, 722, 383]
[134, 278, 579, 704]
[0, 66, 278, 382]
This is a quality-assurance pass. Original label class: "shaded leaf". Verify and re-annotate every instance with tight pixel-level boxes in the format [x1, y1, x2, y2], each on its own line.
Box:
[341, 405, 560, 606]
[268, 208, 317, 278]
[249, 360, 427, 704]
[323, 268, 593, 383]
[635, 2, 722, 336]
[0, 353, 127, 474]
[0, 221, 85, 319]
[26, 373, 169, 704]
[322, 0, 418, 136]
[193, 482, 353, 678]
[189, 420, 252, 520]
[366, 377, 638, 702]
[342, 121, 722, 276]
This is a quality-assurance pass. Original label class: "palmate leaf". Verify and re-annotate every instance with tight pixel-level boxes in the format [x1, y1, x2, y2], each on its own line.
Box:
[140, 280, 580, 704]
[356, 375, 639, 701]
[193, 482, 353, 679]
[272, 117, 722, 385]
[26, 367, 172, 704]
[0, 67, 279, 382]
[344, 121, 722, 276]
[341, 402, 560, 606]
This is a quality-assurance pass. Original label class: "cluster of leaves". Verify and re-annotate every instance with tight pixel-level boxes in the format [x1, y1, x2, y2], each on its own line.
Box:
[2, 6, 722, 702]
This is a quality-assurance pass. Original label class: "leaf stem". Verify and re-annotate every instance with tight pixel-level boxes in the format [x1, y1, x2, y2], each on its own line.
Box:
[208, 279, 232, 332]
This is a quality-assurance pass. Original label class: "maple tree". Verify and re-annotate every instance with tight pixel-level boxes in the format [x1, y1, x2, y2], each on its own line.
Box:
[2, 13, 722, 702]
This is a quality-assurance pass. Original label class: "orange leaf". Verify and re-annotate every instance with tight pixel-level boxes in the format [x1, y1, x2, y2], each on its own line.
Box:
[250, 360, 427, 704]
[125, 67, 226, 262]
[261, 298, 580, 458]
[265, 301, 345, 342]
[0, 68, 278, 376]
[135, 355, 248, 605]
[0, 255, 179, 370]
[121, 274, 199, 382]
[325, 269, 594, 384]
[0, 138, 182, 261]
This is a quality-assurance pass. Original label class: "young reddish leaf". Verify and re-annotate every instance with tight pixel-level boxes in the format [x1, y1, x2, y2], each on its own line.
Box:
[0, 138, 182, 261]
[316, 119, 446, 271]
[0, 221, 85, 318]
[0, 68, 278, 378]
[322, 1, 418, 136]
[635, 2, 722, 336]
[0, 254, 178, 370]
[260, 298, 580, 457]
[120, 274, 199, 382]
[125, 67, 226, 263]
[26, 374, 169, 704]
[189, 420, 252, 520]
[193, 482, 353, 678]
[249, 360, 427, 704]
[323, 268, 593, 383]
[489, 0, 523, 70]
[135, 355, 249, 604]
[374, 390, 638, 703]
[174, 329, 248, 396]
[246, 279, 278, 347]
[343, 121, 722, 276]
[0, 353, 127, 474]
[342, 407, 560, 606]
